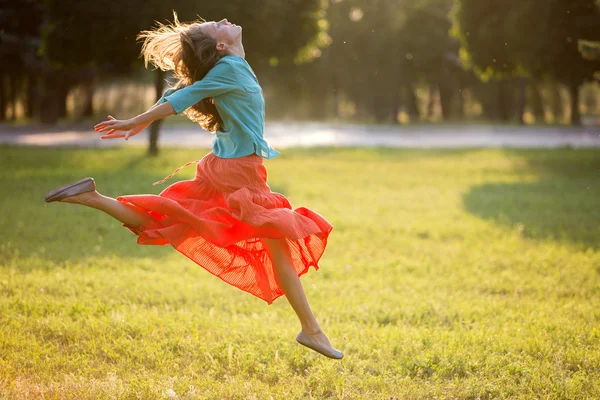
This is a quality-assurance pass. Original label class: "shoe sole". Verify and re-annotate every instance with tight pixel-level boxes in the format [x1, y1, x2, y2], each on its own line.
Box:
[296, 331, 344, 360]
[44, 178, 96, 203]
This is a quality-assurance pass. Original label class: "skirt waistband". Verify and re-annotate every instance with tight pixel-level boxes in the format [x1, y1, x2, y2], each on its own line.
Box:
[152, 152, 263, 186]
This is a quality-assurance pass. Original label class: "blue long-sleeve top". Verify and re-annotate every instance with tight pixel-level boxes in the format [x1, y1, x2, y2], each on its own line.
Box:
[157, 55, 280, 159]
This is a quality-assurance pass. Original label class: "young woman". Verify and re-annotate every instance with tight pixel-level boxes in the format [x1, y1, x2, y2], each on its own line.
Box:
[44, 16, 343, 359]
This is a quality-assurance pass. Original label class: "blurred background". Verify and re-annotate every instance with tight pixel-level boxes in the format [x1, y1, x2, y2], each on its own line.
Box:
[1, 0, 600, 151]
[2, 3, 600, 397]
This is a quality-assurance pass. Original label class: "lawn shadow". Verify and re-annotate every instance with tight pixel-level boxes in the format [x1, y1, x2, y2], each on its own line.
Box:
[501, 147, 600, 180]
[463, 149, 600, 250]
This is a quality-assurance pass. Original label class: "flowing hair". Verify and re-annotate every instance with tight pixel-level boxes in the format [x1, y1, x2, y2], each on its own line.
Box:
[137, 13, 223, 132]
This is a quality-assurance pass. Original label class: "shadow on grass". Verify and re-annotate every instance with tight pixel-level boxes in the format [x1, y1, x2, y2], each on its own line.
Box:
[502, 147, 600, 180]
[463, 149, 600, 250]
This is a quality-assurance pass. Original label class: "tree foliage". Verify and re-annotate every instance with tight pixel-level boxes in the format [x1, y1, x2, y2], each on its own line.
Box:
[453, 0, 600, 124]
[41, 0, 326, 72]
[579, 40, 600, 60]
[290, 0, 465, 123]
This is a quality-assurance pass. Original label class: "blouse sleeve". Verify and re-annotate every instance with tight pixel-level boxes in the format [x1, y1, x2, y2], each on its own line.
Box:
[155, 88, 178, 106]
[162, 60, 238, 114]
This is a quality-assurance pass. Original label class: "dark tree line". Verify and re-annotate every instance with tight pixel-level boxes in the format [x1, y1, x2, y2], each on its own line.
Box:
[0, 0, 326, 154]
[1, 0, 600, 150]
[260, 0, 600, 126]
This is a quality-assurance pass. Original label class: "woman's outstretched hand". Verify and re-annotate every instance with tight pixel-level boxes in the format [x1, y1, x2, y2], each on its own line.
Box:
[94, 116, 148, 140]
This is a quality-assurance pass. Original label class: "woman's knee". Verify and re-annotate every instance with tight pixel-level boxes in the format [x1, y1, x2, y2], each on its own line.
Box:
[262, 237, 289, 261]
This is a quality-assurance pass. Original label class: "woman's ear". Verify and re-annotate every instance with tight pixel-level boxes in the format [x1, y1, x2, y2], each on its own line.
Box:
[216, 43, 228, 52]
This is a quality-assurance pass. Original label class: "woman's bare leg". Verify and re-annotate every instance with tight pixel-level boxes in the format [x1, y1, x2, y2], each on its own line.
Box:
[262, 237, 341, 356]
[58, 190, 152, 227]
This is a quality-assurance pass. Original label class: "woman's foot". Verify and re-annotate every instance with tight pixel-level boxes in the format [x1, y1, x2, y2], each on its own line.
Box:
[296, 329, 344, 359]
[44, 178, 97, 204]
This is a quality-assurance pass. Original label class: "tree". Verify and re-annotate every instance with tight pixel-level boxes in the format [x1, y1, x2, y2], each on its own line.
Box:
[298, 0, 412, 123]
[401, 0, 468, 120]
[298, 0, 470, 124]
[453, 0, 600, 125]
[520, 0, 600, 125]
[0, 0, 45, 121]
[452, 0, 532, 123]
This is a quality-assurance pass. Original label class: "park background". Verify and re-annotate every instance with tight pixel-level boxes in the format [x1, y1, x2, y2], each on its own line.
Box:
[1, 0, 600, 399]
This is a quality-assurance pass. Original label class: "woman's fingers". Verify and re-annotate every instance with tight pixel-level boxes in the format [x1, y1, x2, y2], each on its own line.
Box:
[94, 119, 112, 129]
[100, 131, 122, 138]
[95, 121, 127, 132]
[95, 115, 138, 140]
[94, 116, 122, 131]
[94, 121, 114, 131]
[95, 115, 134, 140]
[100, 132, 126, 140]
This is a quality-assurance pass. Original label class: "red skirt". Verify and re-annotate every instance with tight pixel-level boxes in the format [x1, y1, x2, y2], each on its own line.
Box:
[117, 152, 332, 304]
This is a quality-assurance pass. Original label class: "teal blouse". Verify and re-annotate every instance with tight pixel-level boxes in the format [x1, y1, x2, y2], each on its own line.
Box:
[157, 55, 280, 159]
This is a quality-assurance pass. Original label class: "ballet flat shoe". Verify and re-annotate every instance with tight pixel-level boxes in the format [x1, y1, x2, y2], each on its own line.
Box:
[296, 330, 344, 360]
[44, 178, 96, 203]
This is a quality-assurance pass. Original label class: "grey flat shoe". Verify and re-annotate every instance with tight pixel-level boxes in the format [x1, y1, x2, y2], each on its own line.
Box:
[296, 330, 344, 360]
[44, 178, 96, 203]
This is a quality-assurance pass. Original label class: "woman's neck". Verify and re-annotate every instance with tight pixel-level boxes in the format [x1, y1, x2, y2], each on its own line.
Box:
[224, 43, 245, 59]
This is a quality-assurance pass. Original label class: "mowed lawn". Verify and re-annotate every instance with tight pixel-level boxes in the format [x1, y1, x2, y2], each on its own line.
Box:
[0, 145, 598, 399]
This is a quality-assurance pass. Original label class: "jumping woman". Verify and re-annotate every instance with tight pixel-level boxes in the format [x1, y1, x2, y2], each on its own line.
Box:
[43, 15, 343, 359]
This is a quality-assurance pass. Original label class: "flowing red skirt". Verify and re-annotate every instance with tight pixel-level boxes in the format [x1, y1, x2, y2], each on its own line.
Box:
[117, 152, 332, 304]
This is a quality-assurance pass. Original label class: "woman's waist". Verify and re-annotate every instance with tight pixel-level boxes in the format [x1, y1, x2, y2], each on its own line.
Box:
[213, 128, 273, 152]
[215, 121, 264, 139]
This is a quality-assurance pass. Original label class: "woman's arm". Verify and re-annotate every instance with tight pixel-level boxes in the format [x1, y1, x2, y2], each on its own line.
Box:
[160, 60, 237, 114]
[96, 59, 237, 139]
[94, 102, 176, 140]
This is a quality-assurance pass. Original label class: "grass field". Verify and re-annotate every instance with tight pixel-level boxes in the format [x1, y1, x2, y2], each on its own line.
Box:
[0, 145, 599, 399]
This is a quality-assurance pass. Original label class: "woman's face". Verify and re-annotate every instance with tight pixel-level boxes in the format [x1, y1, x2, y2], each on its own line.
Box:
[200, 19, 242, 48]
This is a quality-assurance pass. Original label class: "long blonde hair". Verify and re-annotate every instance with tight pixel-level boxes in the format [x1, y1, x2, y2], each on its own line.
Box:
[137, 13, 223, 132]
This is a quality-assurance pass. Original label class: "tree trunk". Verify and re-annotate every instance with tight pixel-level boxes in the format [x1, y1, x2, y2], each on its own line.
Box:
[391, 92, 402, 124]
[456, 88, 465, 120]
[583, 86, 597, 115]
[438, 82, 453, 121]
[498, 80, 511, 122]
[551, 84, 563, 123]
[39, 71, 61, 124]
[569, 82, 582, 126]
[57, 82, 69, 119]
[427, 84, 436, 119]
[478, 83, 498, 122]
[9, 73, 18, 121]
[371, 95, 389, 123]
[82, 82, 95, 118]
[82, 68, 97, 118]
[25, 72, 36, 119]
[331, 74, 339, 120]
[516, 78, 527, 125]
[0, 74, 6, 122]
[404, 84, 419, 122]
[530, 81, 545, 123]
[148, 69, 165, 156]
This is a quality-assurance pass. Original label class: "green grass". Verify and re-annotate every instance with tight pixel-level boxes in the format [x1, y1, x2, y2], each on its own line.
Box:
[0, 145, 599, 399]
